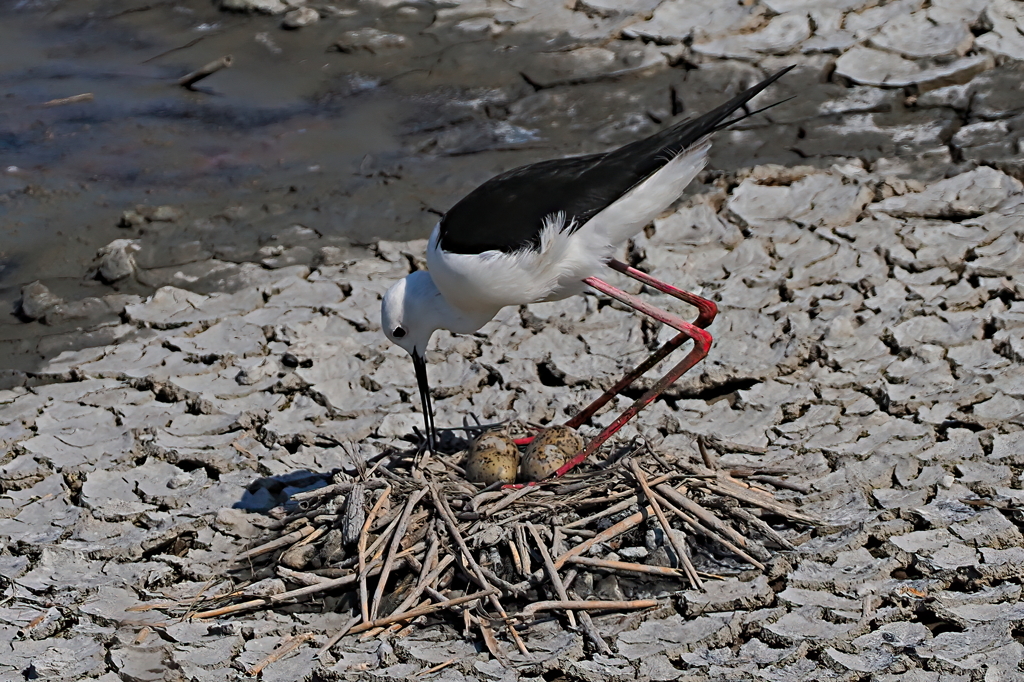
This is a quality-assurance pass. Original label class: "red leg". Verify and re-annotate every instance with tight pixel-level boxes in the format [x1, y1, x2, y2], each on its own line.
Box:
[565, 260, 716, 430]
[505, 267, 715, 487]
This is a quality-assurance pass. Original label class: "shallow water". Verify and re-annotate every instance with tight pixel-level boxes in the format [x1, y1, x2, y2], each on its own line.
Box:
[1, 0, 995, 372]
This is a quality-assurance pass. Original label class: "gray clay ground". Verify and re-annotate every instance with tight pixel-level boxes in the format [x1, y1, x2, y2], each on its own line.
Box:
[3, 0, 1024, 680]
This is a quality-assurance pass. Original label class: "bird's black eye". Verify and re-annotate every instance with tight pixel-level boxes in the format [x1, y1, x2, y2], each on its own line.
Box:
[392, 326, 406, 338]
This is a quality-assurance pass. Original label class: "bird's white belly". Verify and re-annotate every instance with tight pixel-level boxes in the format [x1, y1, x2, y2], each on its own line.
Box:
[426, 221, 605, 313]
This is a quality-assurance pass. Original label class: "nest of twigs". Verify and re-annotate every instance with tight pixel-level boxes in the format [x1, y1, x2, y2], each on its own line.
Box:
[151, 432, 818, 668]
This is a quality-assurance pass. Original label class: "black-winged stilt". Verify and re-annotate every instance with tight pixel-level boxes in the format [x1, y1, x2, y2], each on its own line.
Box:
[381, 66, 794, 479]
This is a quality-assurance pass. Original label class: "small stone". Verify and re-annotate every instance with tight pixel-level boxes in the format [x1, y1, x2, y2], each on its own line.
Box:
[282, 6, 318, 28]
[220, 0, 288, 13]
[149, 205, 182, 222]
[96, 239, 139, 283]
[18, 281, 63, 320]
[335, 28, 407, 53]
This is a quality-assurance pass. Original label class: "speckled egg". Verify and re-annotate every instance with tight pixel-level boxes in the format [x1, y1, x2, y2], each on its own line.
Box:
[519, 425, 585, 482]
[463, 431, 520, 485]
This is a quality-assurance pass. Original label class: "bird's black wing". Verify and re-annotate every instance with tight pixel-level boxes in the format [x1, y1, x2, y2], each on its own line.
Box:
[437, 66, 794, 255]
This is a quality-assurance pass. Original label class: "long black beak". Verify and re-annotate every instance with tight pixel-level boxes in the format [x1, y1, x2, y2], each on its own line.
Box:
[412, 349, 436, 455]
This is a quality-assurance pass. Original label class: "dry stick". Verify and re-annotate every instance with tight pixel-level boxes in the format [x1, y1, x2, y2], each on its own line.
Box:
[348, 589, 499, 635]
[291, 479, 385, 505]
[194, 563, 377, 619]
[429, 485, 529, 656]
[747, 474, 811, 495]
[476, 615, 512, 666]
[571, 472, 681, 505]
[727, 506, 796, 551]
[567, 555, 691, 579]
[388, 555, 455, 618]
[359, 485, 393, 623]
[484, 485, 537, 516]
[629, 461, 702, 589]
[418, 528, 441, 587]
[697, 436, 717, 469]
[293, 525, 328, 549]
[178, 54, 233, 89]
[519, 599, 657, 618]
[650, 488, 765, 571]
[277, 566, 330, 586]
[41, 93, 93, 107]
[526, 525, 577, 628]
[655, 484, 750, 550]
[561, 476, 681, 529]
[371, 488, 427, 621]
[515, 525, 532, 577]
[568, 588, 612, 655]
[248, 633, 316, 676]
[413, 657, 458, 678]
[316, 614, 363, 660]
[507, 537, 523, 576]
[197, 544, 424, 622]
[702, 478, 817, 524]
[553, 501, 654, 571]
[361, 597, 431, 641]
[236, 525, 314, 560]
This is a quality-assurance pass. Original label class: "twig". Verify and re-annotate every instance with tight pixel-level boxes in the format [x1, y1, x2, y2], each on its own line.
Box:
[429, 484, 529, 656]
[519, 599, 657, 618]
[484, 485, 537, 516]
[702, 436, 768, 455]
[316, 614, 361, 659]
[277, 566, 330, 586]
[629, 461, 701, 589]
[359, 485, 392, 623]
[178, 55, 233, 89]
[247, 633, 315, 676]
[371, 488, 427, 620]
[41, 93, 93, 107]
[747, 475, 811, 494]
[694, 437, 714, 470]
[651, 487, 765, 570]
[348, 589, 499, 634]
[655, 485, 750, 549]
[388, 555, 455, 617]
[236, 525, 314, 560]
[727, 506, 796, 550]
[700, 479, 818, 524]
[413, 657, 458, 678]
[527, 525, 576, 628]
[568, 589, 612, 655]
[553, 502, 653, 570]
[566, 555, 690, 579]
[193, 563, 375, 619]
[515, 524, 532, 577]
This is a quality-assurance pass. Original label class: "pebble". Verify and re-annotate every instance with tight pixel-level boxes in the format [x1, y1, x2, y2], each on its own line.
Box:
[282, 7, 318, 28]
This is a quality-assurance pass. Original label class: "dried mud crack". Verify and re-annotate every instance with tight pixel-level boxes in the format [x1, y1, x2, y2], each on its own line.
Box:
[3, 0, 1024, 679]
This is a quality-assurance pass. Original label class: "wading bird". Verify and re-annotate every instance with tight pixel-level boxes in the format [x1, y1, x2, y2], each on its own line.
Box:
[381, 67, 793, 477]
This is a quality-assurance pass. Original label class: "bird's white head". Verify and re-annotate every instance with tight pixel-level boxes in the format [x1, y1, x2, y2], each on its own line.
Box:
[381, 270, 496, 356]
[381, 270, 441, 358]
[380, 270, 496, 453]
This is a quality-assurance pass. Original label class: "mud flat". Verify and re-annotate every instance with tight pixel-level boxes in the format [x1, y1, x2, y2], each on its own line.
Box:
[3, 0, 1024, 679]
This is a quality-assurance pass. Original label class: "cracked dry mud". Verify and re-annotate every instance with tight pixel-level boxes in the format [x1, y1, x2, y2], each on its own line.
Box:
[4, 0, 1024, 680]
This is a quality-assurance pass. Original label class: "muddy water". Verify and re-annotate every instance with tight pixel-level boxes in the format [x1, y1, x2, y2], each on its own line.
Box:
[0, 0, 952, 372]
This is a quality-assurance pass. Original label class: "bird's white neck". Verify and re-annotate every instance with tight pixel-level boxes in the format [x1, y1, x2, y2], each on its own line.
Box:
[408, 270, 498, 338]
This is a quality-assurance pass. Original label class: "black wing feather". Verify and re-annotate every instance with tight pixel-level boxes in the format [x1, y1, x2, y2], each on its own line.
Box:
[438, 66, 794, 255]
